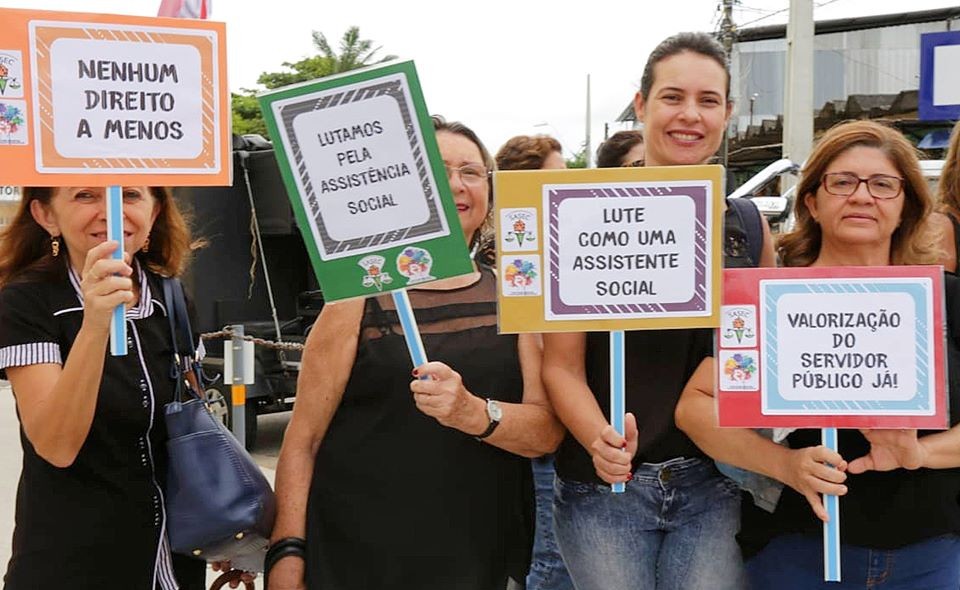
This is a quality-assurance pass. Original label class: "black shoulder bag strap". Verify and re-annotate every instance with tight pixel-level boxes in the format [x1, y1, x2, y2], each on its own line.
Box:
[162, 277, 204, 402]
[727, 197, 764, 266]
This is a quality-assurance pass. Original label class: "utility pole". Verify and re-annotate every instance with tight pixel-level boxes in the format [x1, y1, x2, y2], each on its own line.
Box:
[719, 0, 736, 169]
[585, 74, 592, 168]
[782, 0, 814, 191]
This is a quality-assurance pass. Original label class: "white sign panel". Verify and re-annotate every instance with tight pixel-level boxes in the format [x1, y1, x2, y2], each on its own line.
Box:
[760, 278, 935, 415]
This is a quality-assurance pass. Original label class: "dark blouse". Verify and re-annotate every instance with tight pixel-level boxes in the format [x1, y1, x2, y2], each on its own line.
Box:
[305, 268, 533, 590]
[555, 204, 758, 484]
[739, 273, 960, 556]
[0, 263, 204, 590]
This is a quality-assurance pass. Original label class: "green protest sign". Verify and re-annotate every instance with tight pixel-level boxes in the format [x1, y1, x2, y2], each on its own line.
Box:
[259, 60, 472, 301]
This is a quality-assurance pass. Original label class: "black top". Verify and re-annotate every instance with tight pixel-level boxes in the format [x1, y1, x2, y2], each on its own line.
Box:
[0, 263, 204, 590]
[555, 328, 714, 483]
[554, 206, 759, 484]
[739, 273, 960, 556]
[305, 268, 533, 590]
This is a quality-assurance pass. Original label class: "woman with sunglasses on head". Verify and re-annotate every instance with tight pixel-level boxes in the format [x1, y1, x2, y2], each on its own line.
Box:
[267, 116, 564, 590]
[540, 32, 775, 590]
[595, 129, 645, 168]
[676, 120, 960, 589]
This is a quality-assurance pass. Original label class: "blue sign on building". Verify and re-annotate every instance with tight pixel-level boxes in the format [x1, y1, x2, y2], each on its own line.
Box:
[920, 30, 960, 121]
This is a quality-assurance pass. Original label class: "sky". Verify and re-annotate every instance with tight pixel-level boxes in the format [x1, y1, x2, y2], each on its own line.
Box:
[5, 0, 959, 161]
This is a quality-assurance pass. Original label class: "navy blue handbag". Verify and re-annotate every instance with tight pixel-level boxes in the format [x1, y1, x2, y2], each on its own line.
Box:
[161, 278, 276, 572]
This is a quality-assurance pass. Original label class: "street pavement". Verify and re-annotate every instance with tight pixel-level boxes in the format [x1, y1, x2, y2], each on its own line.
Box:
[0, 380, 289, 588]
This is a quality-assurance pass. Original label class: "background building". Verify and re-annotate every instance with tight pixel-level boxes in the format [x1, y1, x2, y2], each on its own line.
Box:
[616, 7, 960, 179]
[0, 186, 20, 231]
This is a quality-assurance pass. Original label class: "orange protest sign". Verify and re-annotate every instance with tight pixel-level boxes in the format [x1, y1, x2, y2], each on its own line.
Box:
[0, 8, 229, 186]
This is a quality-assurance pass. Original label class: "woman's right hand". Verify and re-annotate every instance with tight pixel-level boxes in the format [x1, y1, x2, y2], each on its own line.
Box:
[780, 445, 848, 522]
[267, 556, 306, 590]
[79, 240, 134, 334]
[590, 412, 638, 484]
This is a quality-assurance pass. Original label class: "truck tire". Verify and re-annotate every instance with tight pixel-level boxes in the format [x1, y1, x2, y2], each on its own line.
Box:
[204, 387, 258, 450]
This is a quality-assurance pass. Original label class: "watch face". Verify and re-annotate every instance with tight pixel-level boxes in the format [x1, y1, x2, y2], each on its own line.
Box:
[487, 399, 503, 421]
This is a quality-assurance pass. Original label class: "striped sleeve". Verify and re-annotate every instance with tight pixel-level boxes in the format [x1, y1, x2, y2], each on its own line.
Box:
[0, 282, 62, 375]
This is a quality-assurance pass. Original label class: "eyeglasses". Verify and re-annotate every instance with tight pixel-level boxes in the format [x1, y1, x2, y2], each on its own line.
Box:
[445, 164, 490, 187]
[820, 172, 904, 200]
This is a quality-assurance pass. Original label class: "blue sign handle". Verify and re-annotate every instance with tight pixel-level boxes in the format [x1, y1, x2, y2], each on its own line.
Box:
[822, 427, 841, 581]
[610, 330, 626, 493]
[107, 186, 126, 357]
[392, 289, 428, 373]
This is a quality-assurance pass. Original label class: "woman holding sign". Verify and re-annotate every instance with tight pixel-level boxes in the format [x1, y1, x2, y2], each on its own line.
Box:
[267, 117, 563, 590]
[541, 32, 770, 590]
[676, 120, 960, 589]
[0, 186, 206, 589]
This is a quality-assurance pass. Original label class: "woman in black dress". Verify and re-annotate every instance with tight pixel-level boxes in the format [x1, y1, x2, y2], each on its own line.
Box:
[0, 186, 206, 589]
[267, 117, 565, 590]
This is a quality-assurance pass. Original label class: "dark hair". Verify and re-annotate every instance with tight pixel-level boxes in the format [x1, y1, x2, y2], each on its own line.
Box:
[0, 186, 193, 287]
[639, 32, 730, 100]
[495, 135, 562, 171]
[778, 120, 940, 267]
[431, 115, 494, 264]
[596, 130, 645, 168]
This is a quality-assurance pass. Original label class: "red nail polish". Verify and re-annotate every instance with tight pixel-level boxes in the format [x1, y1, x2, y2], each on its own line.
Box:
[412, 368, 419, 377]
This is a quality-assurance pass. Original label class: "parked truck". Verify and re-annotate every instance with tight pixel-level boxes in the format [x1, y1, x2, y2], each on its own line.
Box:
[174, 135, 323, 448]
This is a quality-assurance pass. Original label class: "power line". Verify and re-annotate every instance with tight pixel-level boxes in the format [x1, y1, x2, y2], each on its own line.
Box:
[738, 0, 844, 29]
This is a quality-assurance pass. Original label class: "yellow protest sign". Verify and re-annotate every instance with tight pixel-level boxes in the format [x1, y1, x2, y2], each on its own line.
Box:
[495, 166, 724, 333]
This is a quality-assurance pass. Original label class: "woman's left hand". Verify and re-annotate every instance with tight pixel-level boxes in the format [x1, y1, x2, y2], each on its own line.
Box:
[210, 561, 257, 588]
[410, 362, 485, 433]
[847, 429, 926, 474]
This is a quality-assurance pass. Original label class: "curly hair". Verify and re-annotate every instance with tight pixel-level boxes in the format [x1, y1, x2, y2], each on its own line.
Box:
[938, 118, 960, 219]
[0, 186, 193, 287]
[596, 130, 644, 168]
[778, 120, 940, 268]
[495, 135, 562, 171]
[432, 115, 496, 265]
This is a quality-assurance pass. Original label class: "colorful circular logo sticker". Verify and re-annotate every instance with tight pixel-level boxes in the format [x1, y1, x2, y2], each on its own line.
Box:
[397, 247, 435, 285]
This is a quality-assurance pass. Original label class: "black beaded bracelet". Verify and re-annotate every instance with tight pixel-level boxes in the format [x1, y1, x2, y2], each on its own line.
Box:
[264, 536, 307, 580]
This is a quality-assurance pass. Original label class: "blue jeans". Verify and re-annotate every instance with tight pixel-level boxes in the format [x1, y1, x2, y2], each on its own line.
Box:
[553, 456, 746, 590]
[746, 533, 960, 589]
[526, 455, 575, 590]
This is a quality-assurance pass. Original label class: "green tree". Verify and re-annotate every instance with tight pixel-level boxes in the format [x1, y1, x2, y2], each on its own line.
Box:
[565, 143, 588, 169]
[231, 92, 268, 136]
[231, 27, 396, 137]
[312, 26, 396, 74]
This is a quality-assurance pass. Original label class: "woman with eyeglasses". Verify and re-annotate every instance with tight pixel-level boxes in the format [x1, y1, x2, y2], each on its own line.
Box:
[267, 116, 563, 590]
[676, 120, 960, 589]
[541, 32, 775, 590]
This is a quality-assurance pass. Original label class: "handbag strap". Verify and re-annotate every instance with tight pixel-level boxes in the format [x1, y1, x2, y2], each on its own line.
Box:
[161, 277, 204, 403]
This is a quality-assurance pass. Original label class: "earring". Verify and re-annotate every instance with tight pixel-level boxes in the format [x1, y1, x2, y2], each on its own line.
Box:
[141, 235, 150, 253]
[50, 235, 60, 258]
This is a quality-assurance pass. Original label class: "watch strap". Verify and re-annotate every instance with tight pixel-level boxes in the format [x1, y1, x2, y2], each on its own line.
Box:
[474, 398, 500, 440]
